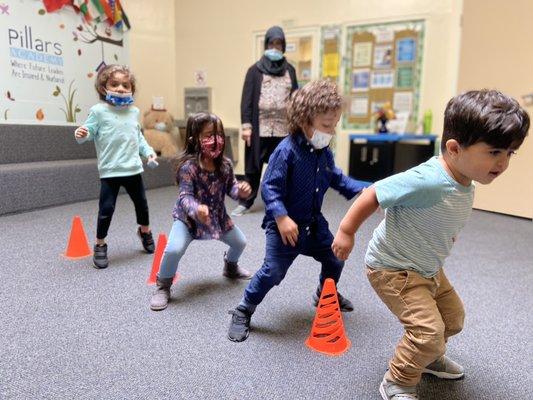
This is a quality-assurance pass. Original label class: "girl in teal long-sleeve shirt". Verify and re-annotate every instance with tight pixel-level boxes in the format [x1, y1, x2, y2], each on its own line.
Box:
[75, 64, 158, 269]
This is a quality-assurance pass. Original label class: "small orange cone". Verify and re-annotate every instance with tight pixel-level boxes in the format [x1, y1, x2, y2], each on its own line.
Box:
[146, 233, 179, 285]
[305, 278, 351, 356]
[62, 215, 92, 259]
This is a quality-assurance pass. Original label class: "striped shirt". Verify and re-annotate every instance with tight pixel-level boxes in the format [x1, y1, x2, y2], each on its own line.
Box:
[365, 157, 475, 278]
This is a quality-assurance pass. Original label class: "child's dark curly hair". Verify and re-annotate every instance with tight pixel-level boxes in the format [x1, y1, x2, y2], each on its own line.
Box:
[286, 79, 344, 134]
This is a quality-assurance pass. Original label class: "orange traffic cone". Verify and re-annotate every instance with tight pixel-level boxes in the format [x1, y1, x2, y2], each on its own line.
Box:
[305, 278, 351, 356]
[62, 215, 92, 259]
[146, 233, 179, 285]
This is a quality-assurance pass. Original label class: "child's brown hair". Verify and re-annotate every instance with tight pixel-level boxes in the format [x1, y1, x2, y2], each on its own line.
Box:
[442, 89, 529, 152]
[94, 64, 136, 101]
[286, 79, 343, 134]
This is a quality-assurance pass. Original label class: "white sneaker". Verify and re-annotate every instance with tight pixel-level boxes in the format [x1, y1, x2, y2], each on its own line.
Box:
[231, 205, 251, 217]
[423, 355, 464, 379]
[379, 376, 419, 400]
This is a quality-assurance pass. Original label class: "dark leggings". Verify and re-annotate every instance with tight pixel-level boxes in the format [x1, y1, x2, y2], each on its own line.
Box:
[96, 174, 149, 239]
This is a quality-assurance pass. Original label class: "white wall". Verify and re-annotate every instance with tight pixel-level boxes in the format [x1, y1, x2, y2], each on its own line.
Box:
[457, 0, 533, 218]
[126, 0, 178, 118]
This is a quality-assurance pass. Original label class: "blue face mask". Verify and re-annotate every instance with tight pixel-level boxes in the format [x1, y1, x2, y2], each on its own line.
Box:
[105, 91, 134, 107]
[264, 48, 284, 62]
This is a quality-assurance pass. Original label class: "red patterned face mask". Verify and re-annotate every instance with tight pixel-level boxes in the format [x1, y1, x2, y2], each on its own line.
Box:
[200, 136, 224, 159]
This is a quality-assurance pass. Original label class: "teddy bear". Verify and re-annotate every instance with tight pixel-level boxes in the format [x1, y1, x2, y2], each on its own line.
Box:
[142, 108, 182, 158]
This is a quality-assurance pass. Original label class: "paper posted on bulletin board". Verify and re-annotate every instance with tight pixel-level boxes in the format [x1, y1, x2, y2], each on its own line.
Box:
[320, 26, 341, 79]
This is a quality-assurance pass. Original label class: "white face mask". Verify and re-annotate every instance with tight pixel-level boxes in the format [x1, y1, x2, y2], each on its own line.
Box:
[309, 129, 333, 149]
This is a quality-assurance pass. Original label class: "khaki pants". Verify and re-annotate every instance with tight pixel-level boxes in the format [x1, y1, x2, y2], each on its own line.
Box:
[367, 267, 465, 386]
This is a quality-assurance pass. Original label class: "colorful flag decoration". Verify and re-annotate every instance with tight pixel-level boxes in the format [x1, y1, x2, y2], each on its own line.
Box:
[42, 0, 72, 12]
[108, 0, 130, 30]
[72, 0, 101, 23]
[71, 0, 130, 30]
[72, 0, 92, 21]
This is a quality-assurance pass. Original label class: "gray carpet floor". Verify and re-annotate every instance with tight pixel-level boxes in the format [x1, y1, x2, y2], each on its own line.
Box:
[1, 186, 531, 399]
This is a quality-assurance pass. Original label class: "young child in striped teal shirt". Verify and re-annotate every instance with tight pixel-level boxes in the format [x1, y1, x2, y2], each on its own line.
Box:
[332, 90, 529, 400]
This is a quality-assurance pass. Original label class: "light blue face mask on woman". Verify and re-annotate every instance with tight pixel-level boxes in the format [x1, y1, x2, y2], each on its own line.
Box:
[105, 91, 134, 107]
[264, 48, 284, 62]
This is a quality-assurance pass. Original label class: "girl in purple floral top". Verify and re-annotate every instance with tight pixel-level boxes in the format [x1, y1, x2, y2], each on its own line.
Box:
[150, 113, 253, 311]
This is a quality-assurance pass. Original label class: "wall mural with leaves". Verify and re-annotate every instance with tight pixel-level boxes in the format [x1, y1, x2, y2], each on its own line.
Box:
[0, 0, 130, 125]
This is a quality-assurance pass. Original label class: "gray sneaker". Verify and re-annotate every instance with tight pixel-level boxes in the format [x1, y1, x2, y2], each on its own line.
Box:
[423, 355, 464, 379]
[379, 376, 418, 400]
[93, 244, 108, 269]
[150, 277, 173, 311]
[227, 306, 252, 342]
[231, 205, 251, 217]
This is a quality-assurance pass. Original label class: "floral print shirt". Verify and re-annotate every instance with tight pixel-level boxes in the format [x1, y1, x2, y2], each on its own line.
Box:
[172, 159, 240, 239]
[258, 71, 292, 138]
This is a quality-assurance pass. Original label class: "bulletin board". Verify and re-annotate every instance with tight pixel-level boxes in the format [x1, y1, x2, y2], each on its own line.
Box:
[342, 20, 425, 130]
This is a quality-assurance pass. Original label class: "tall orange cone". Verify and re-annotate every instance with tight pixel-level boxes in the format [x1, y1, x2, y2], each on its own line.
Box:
[146, 233, 179, 285]
[62, 215, 92, 259]
[305, 278, 351, 356]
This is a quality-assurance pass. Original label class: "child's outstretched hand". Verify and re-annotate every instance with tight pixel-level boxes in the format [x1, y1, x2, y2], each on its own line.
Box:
[276, 215, 299, 247]
[147, 153, 158, 169]
[197, 204, 209, 224]
[237, 181, 252, 199]
[332, 230, 355, 261]
[75, 126, 89, 138]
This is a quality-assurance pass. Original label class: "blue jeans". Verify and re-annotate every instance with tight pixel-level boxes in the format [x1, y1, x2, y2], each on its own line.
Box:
[243, 220, 344, 307]
[157, 220, 247, 279]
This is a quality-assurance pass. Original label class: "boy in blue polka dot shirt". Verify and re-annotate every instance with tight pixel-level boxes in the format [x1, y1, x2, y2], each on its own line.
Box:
[228, 79, 365, 342]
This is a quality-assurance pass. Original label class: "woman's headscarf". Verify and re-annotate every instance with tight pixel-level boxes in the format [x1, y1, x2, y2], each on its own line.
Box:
[256, 26, 289, 76]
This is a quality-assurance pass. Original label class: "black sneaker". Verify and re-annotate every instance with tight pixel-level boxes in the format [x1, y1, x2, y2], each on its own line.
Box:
[93, 244, 108, 269]
[313, 287, 354, 312]
[228, 306, 252, 342]
[137, 227, 155, 253]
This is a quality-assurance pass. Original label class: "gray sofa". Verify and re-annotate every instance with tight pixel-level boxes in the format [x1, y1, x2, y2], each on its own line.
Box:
[0, 124, 175, 215]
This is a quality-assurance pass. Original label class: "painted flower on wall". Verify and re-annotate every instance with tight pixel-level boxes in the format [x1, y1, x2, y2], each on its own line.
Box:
[52, 80, 81, 122]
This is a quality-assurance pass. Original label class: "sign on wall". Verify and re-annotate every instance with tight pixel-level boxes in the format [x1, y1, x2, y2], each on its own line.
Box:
[0, 0, 130, 125]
